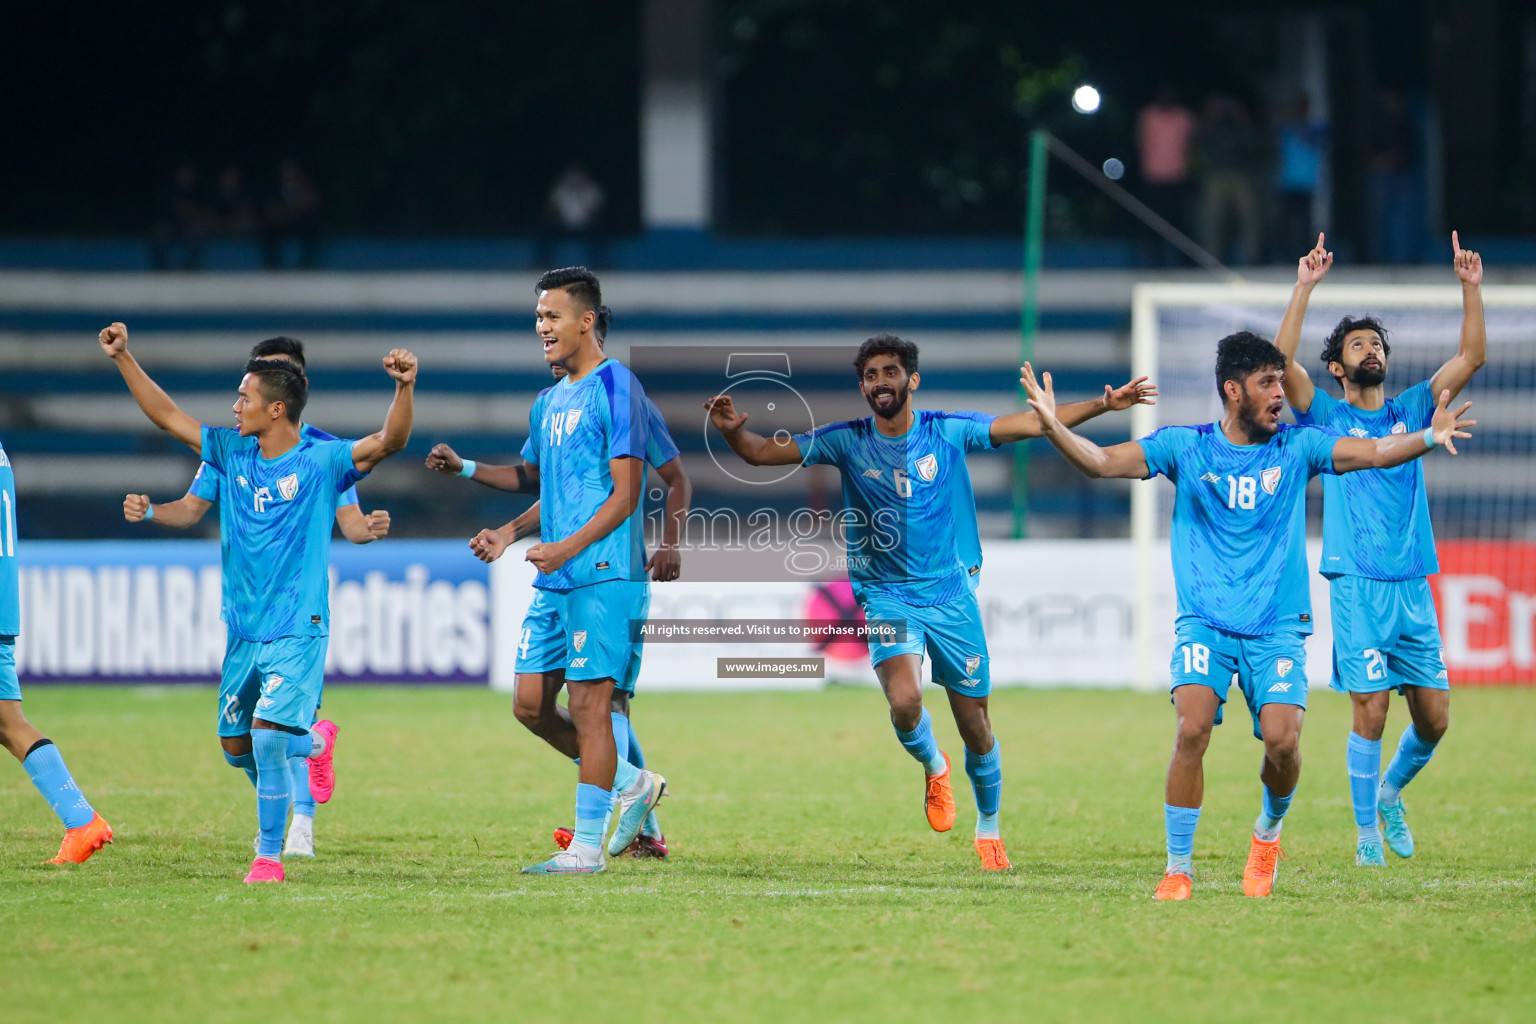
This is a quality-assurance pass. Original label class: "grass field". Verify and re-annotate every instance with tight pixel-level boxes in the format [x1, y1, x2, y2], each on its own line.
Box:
[1, 684, 1532, 1024]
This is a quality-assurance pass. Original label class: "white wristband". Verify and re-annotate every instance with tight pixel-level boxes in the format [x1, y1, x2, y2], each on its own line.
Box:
[458, 459, 477, 478]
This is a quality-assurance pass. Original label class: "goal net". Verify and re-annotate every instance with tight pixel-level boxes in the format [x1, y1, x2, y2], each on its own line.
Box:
[1130, 282, 1536, 688]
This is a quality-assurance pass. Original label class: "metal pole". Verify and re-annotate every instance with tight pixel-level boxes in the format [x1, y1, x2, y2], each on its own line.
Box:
[1014, 128, 1048, 539]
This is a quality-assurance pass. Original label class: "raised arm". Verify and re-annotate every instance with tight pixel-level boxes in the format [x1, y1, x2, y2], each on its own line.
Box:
[645, 456, 692, 582]
[1274, 233, 1332, 414]
[525, 457, 644, 575]
[99, 323, 203, 453]
[1019, 363, 1151, 479]
[1331, 388, 1475, 472]
[351, 349, 417, 473]
[989, 375, 1157, 443]
[425, 442, 540, 493]
[703, 395, 804, 465]
[124, 492, 212, 529]
[1429, 231, 1486, 401]
[336, 504, 390, 544]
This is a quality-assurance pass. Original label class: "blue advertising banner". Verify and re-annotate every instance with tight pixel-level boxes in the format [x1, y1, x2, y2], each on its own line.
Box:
[15, 540, 490, 684]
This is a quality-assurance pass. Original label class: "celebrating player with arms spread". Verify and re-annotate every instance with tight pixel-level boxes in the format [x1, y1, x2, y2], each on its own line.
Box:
[1274, 232, 1485, 866]
[707, 334, 1156, 870]
[1021, 333, 1473, 899]
[100, 322, 416, 883]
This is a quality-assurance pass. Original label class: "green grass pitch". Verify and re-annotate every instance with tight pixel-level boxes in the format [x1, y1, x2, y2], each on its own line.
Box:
[1, 685, 1532, 1023]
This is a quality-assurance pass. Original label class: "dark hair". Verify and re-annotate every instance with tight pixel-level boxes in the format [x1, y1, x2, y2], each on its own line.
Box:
[1321, 316, 1391, 367]
[854, 333, 920, 377]
[1214, 331, 1285, 398]
[244, 357, 308, 422]
[249, 335, 306, 371]
[595, 304, 612, 341]
[535, 266, 601, 313]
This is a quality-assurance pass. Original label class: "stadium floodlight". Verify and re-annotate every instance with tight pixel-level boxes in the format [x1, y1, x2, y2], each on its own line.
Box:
[1071, 84, 1101, 114]
[1102, 157, 1125, 180]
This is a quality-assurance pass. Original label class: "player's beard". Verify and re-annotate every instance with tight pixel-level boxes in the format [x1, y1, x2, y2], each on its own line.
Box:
[1344, 359, 1387, 387]
[1236, 393, 1281, 440]
[865, 382, 911, 420]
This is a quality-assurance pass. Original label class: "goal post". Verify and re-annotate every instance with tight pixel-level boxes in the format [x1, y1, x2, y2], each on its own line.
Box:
[1131, 281, 1536, 690]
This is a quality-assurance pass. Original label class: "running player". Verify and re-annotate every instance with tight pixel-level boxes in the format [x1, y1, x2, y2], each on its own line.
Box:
[490, 268, 662, 875]
[100, 321, 416, 883]
[1274, 232, 1485, 866]
[0, 433, 114, 865]
[1019, 333, 1474, 899]
[124, 336, 389, 859]
[705, 333, 1157, 870]
[431, 306, 687, 858]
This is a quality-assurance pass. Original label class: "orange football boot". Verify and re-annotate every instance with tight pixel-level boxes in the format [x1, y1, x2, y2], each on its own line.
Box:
[924, 753, 956, 832]
[974, 837, 1011, 870]
[1242, 835, 1284, 897]
[1153, 871, 1193, 900]
[47, 812, 113, 865]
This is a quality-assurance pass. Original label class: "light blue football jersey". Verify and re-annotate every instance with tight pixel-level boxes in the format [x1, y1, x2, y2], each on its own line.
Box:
[792, 410, 997, 607]
[645, 397, 680, 468]
[0, 440, 19, 636]
[200, 425, 365, 642]
[1140, 422, 1339, 636]
[1294, 380, 1438, 580]
[520, 359, 651, 591]
[189, 422, 361, 507]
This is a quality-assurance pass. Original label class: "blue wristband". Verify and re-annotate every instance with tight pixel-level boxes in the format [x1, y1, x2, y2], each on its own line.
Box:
[458, 459, 477, 479]
[1422, 427, 1436, 450]
[143, 503, 155, 521]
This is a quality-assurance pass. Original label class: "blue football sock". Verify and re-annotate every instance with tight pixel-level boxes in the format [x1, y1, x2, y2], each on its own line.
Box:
[573, 782, 611, 852]
[894, 708, 946, 776]
[224, 749, 259, 788]
[1255, 783, 1295, 841]
[964, 740, 1002, 838]
[1380, 724, 1437, 804]
[21, 740, 95, 830]
[286, 732, 315, 759]
[1347, 732, 1383, 843]
[625, 718, 646, 769]
[1165, 804, 1200, 875]
[610, 712, 631, 763]
[251, 730, 291, 858]
[290, 756, 316, 819]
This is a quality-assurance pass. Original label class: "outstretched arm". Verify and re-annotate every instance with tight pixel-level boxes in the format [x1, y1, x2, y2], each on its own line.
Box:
[1332, 388, 1475, 472]
[703, 395, 804, 465]
[1430, 231, 1486, 401]
[645, 456, 692, 582]
[1274, 233, 1332, 414]
[99, 323, 203, 453]
[351, 349, 417, 473]
[336, 504, 390, 544]
[124, 492, 212, 528]
[1019, 363, 1151, 479]
[525, 456, 644, 575]
[425, 443, 540, 493]
[990, 375, 1157, 443]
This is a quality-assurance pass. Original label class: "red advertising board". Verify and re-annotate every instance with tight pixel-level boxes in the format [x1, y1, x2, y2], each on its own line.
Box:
[1428, 541, 1536, 685]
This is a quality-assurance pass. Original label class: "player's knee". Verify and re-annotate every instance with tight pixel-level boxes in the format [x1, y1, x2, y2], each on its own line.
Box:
[219, 734, 251, 757]
[887, 697, 923, 732]
[512, 698, 544, 732]
[1417, 714, 1448, 745]
[1262, 731, 1301, 766]
[1173, 718, 1212, 754]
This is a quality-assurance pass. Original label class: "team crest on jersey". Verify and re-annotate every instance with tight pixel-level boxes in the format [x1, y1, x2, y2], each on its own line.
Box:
[965, 655, 982, 676]
[1260, 466, 1282, 495]
[1390, 421, 1407, 435]
[263, 675, 284, 694]
[1275, 658, 1294, 678]
[573, 630, 587, 653]
[278, 474, 300, 500]
[915, 454, 938, 482]
[0, 450, 9, 467]
[565, 409, 582, 434]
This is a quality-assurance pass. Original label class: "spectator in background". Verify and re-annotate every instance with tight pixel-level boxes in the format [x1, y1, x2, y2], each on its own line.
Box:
[1195, 95, 1263, 266]
[1369, 88, 1420, 264]
[1135, 85, 1196, 266]
[210, 165, 257, 244]
[260, 159, 323, 269]
[1273, 95, 1329, 259]
[150, 164, 213, 271]
[538, 163, 606, 268]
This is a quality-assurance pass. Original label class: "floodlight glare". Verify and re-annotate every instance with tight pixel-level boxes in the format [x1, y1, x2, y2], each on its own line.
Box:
[1102, 158, 1125, 180]
[1071, 84, 1101, 114]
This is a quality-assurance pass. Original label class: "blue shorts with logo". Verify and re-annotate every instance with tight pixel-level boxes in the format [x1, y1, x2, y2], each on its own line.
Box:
[0, 637, 20, 702]
[1328, 575, 1449, 695]
[218, 634, 327, 736]
[1170, 620, 1308, 739]
[858, 587, 990, 698]
[516, 581, 648, 690]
